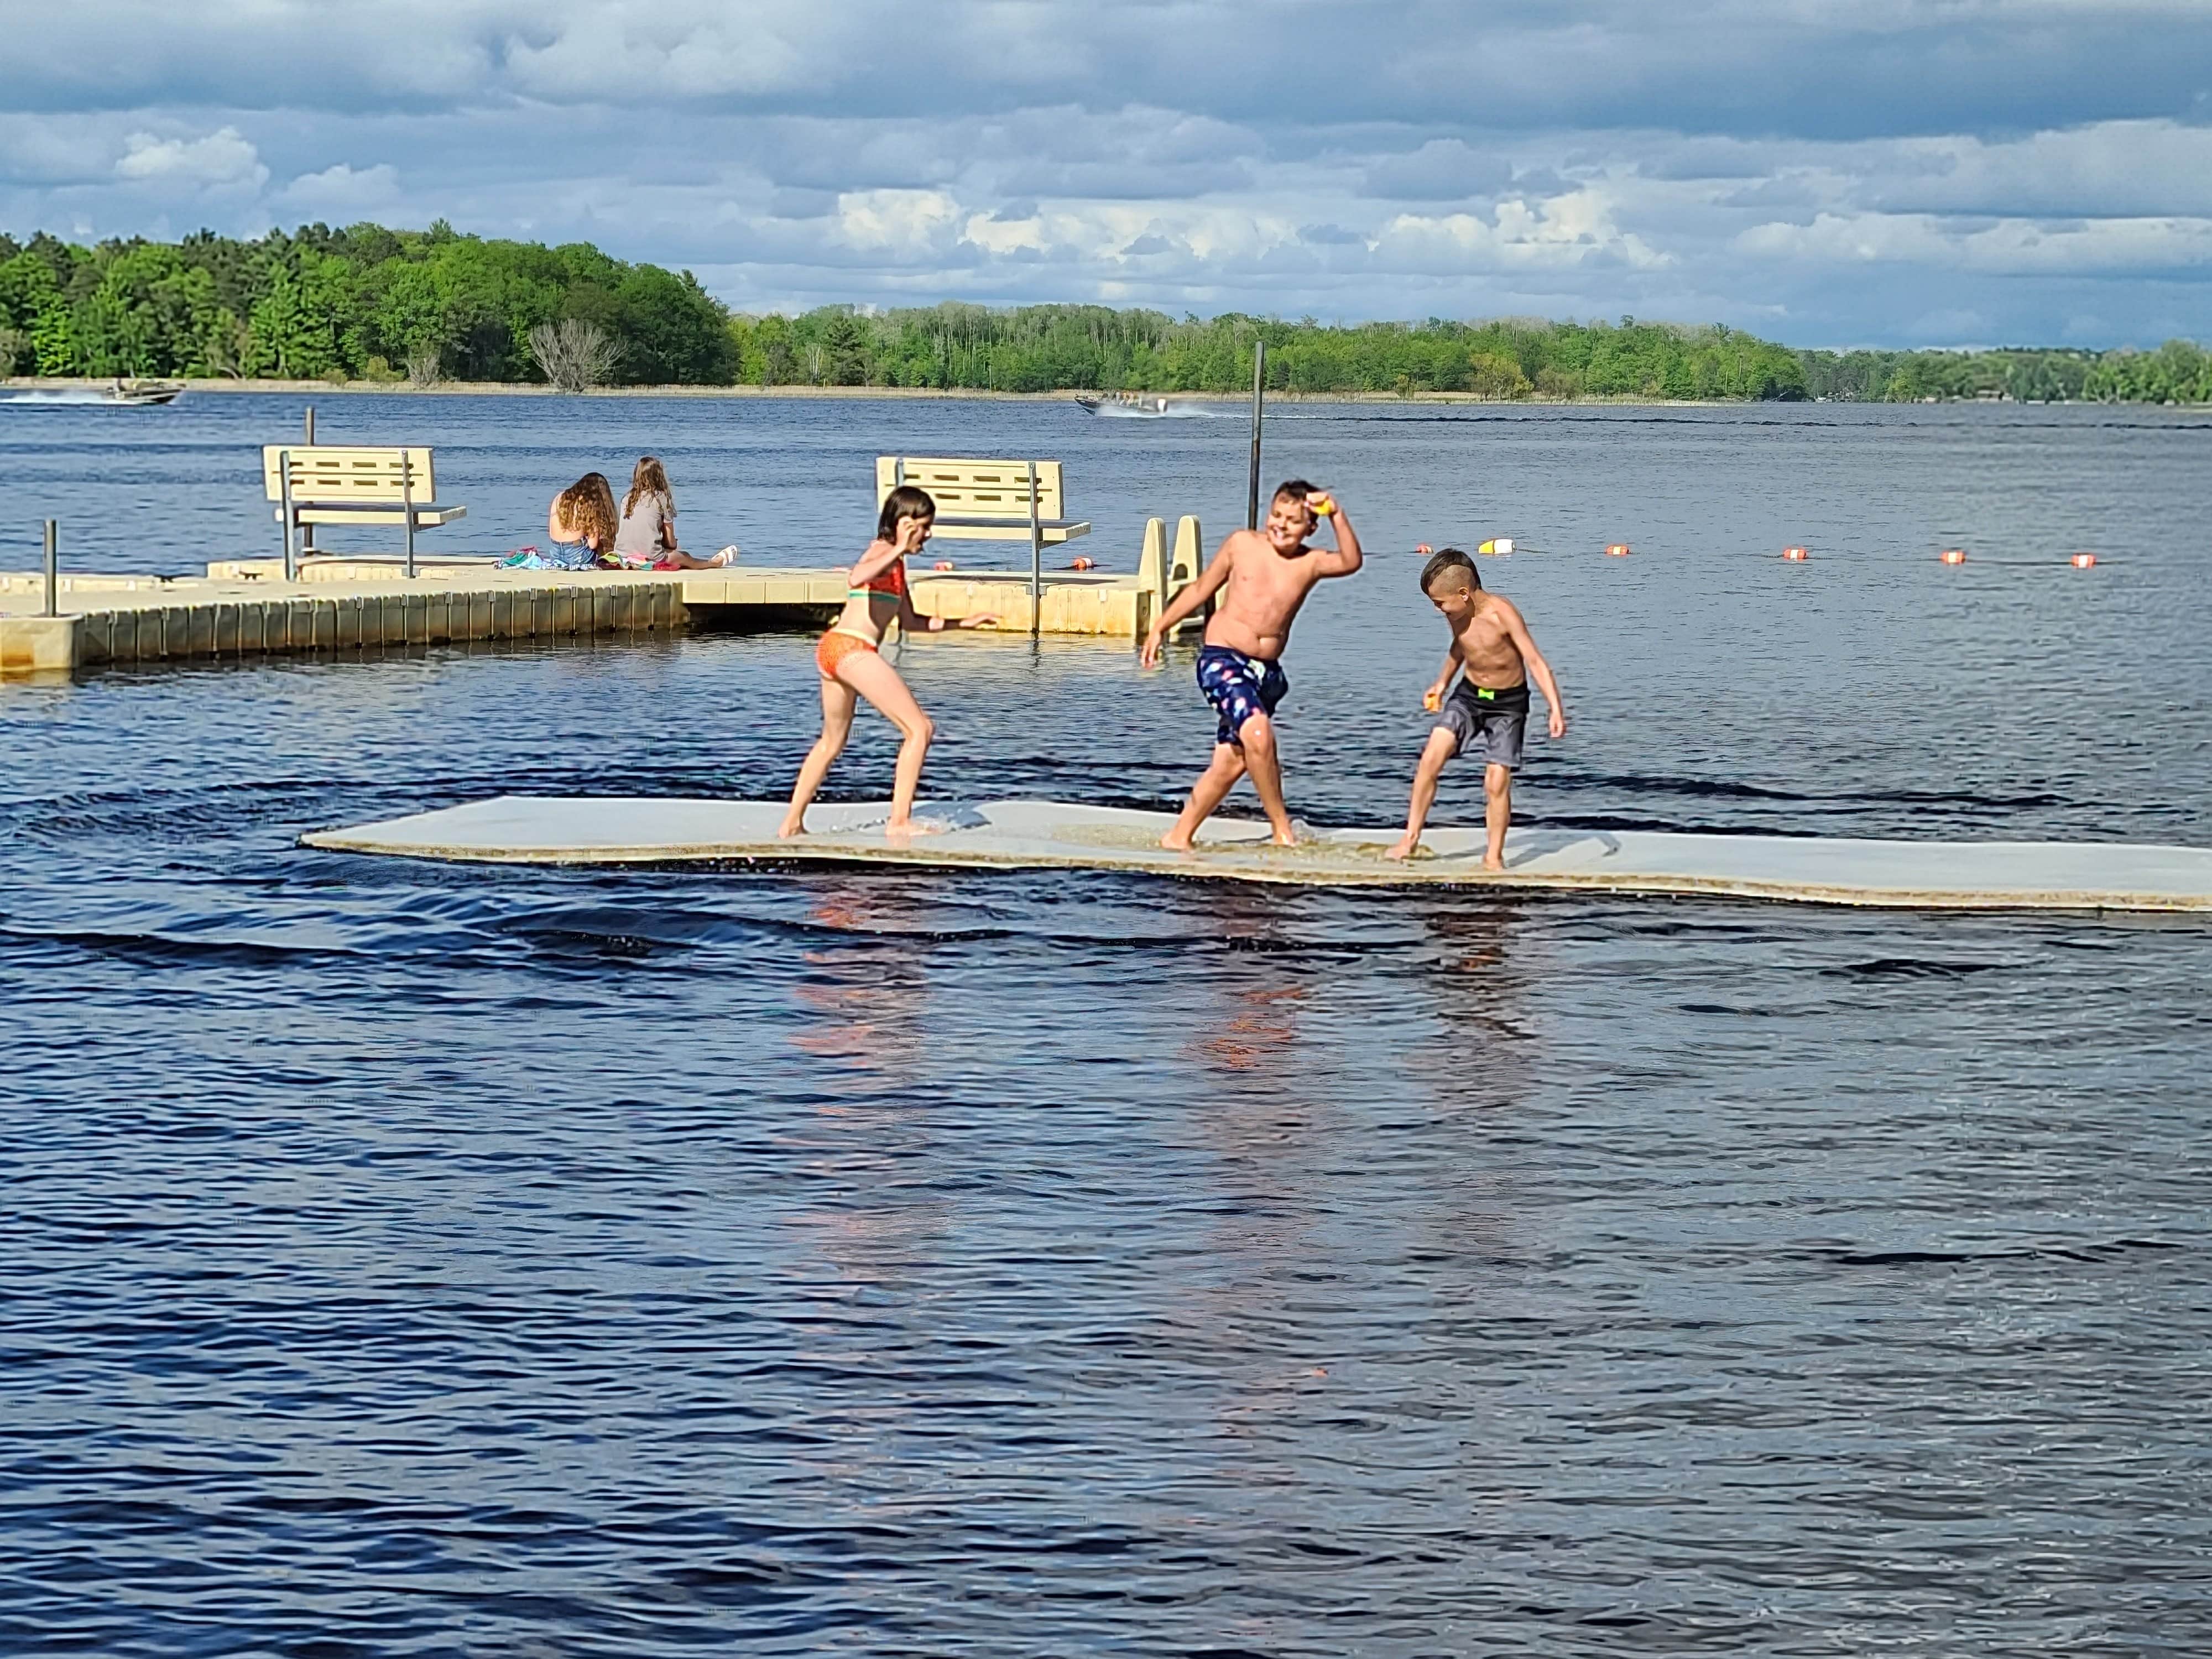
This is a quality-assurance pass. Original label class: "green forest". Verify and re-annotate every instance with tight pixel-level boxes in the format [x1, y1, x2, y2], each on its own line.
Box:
[2, 221, 2206, 403]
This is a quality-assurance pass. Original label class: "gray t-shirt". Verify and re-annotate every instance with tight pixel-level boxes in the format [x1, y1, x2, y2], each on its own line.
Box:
[613, 489, 672, 560]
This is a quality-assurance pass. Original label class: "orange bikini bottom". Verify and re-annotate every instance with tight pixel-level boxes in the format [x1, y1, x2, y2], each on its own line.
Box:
[815, 627, 879, 679]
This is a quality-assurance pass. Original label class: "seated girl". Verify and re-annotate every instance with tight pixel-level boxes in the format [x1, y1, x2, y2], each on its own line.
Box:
[547, 473, 620, 568]
[613, 456, 735, 570]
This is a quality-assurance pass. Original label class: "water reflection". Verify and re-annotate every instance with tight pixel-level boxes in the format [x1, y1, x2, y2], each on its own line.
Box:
[784, 881, 948, 1290]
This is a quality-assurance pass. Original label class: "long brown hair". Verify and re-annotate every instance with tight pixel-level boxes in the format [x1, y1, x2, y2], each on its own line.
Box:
[557, 472, 619, 551]
[877, 483, 936, 542]
[623, 455, 672, 520]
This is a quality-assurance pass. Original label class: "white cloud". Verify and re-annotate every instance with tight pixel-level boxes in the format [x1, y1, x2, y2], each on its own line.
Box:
[1381, 190, 1672, 272]
[277, 161, 402, 213]
[1735, 209, 2212, 275]
[834, 189, 964, 260]
[113, 125, 265, 189]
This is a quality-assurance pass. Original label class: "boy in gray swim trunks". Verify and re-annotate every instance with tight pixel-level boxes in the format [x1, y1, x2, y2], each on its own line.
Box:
[1385, 547, 1567, 869]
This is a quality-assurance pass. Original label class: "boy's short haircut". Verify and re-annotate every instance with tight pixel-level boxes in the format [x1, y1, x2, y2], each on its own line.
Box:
[1420, 547, 1481, 593]
[1273, 479, 1317, 509]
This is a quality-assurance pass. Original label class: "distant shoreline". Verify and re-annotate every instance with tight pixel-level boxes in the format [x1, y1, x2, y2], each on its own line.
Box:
[3, 377, 2201, 409]
[0, 376, 1687, 404]
[8, 376, 2203, 409]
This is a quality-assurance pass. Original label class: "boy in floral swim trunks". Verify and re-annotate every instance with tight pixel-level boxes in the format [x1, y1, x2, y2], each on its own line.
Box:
[1140, 481, 1364, 849]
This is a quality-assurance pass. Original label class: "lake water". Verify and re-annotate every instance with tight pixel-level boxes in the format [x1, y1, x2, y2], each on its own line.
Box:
[4, 394, 2210, 1655]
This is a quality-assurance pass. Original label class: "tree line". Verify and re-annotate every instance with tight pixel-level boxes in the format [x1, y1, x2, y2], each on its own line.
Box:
[1, 221, 2204, 403]
[1796, 342, 2212, 404]
[0, 222, 734, 385]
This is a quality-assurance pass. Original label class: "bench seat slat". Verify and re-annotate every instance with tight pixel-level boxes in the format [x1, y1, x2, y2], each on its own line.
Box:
[925, 518, 1089, 542]
[276, 505, 469, 527]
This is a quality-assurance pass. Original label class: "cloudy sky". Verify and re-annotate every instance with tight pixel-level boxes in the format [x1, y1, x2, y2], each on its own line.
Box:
[3, 0, 2210, 346]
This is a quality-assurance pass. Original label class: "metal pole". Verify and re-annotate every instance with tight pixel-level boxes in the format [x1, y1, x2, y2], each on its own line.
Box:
[278, 449, 297, 582]
[1027, 458, 1042, 640]
[42, 519, 57, 617]
[1246, 337, 1266, 530]
[400, 451, 418, 580]
[300, 406, 317, 555]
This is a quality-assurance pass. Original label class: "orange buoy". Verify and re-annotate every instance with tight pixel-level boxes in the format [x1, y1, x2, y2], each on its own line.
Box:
[1605, 542, 1631, 557]
[933, 560, 954, 572]
[1782, 546, 1809, 561]
[1068, 556, 1096, 570]
[2070, 552, 2098, 568]
[1939, 548, 1967, 565]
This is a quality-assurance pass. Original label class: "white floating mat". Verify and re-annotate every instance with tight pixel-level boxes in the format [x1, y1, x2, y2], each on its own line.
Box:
[301, 796, 2212, 911]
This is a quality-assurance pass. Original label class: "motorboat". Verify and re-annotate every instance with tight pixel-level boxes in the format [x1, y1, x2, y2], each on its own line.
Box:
[1074, 392, 1172, 416]
[104, 379, 186, 405]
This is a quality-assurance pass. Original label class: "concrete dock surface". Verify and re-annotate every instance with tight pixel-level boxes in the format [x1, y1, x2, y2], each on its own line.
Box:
[0, 559, 1152, 674]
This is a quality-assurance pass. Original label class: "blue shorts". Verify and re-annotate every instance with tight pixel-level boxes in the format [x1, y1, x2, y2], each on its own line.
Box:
[1196, 645, 1288, 747]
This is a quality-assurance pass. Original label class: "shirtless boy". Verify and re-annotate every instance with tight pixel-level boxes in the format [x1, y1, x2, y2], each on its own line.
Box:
[1385, 547, 1566, 869]
[1139, 481, 1363, 850]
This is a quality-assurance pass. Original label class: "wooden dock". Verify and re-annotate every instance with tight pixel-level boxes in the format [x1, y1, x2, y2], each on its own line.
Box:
[0, 557, 1159, 676]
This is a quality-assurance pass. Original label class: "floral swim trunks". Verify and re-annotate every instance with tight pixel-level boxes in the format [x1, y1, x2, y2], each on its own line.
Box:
[1196, 644, 1289, 747]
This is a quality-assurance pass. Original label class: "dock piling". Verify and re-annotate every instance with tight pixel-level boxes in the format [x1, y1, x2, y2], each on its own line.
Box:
[42, 520, 57, 617]
[1247, 338, 1266, 531]
[1027, 458, 1042, 640]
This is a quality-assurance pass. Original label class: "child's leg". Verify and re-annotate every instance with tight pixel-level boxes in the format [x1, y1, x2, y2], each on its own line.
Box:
[1483, 763, 1514, 870]
[1385, 728, 1459, 860]
[837, 649, 937, 834]
[1161, 743, 1247, 851]
[1236, 713, 1298, 846]
[780, 675, 859, 836]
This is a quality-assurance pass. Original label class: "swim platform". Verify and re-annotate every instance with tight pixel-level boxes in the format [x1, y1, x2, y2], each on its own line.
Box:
[302, 796, 2212, 912]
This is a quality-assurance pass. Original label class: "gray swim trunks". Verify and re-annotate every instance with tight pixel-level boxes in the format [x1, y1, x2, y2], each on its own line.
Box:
[1436, 680, 1529, 768]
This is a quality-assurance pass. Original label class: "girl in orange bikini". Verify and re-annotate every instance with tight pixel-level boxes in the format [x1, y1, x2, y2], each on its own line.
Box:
[779, 486, 998, 839]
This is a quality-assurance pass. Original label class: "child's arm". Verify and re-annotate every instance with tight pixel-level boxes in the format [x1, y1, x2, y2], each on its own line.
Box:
[1503, 603, 1567, 738]
[1141, 537, 1237, 666]
[1310, 494, 1363, 577]
[899, 589, 999, 634]
[847, 536, 902, 587]
[1422, 639, 1462, 709]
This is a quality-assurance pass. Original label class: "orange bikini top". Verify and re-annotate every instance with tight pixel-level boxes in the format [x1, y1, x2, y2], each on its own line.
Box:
[848, 556, 907, 599]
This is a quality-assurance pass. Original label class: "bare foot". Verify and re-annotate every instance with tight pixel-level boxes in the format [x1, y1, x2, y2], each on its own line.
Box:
[1159, 830, 1194, 852]
[1383, 835, 1419, 862]
[777, 816, 805, 839]
[885, 816, 948, 841]
[1481, 854, 1506, 872]
[1269, 821, 1303, 848]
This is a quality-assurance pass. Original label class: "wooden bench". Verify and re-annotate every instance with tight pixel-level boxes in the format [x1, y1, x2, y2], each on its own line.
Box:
[875, 457, 1091, 548]
[262, 445, 468, 579]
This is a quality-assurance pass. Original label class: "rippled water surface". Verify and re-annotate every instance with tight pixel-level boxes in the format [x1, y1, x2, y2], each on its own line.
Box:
[4, 395, 2211, 1655]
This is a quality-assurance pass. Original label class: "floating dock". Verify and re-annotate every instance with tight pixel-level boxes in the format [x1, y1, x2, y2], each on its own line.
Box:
[0, 559, 1152, 675]
[302, 796, 2212, 912]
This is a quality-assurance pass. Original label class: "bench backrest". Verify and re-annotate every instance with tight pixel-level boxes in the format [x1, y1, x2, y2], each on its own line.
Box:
[875, 457, 1066, 523]
[262, 446, 437, 504]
